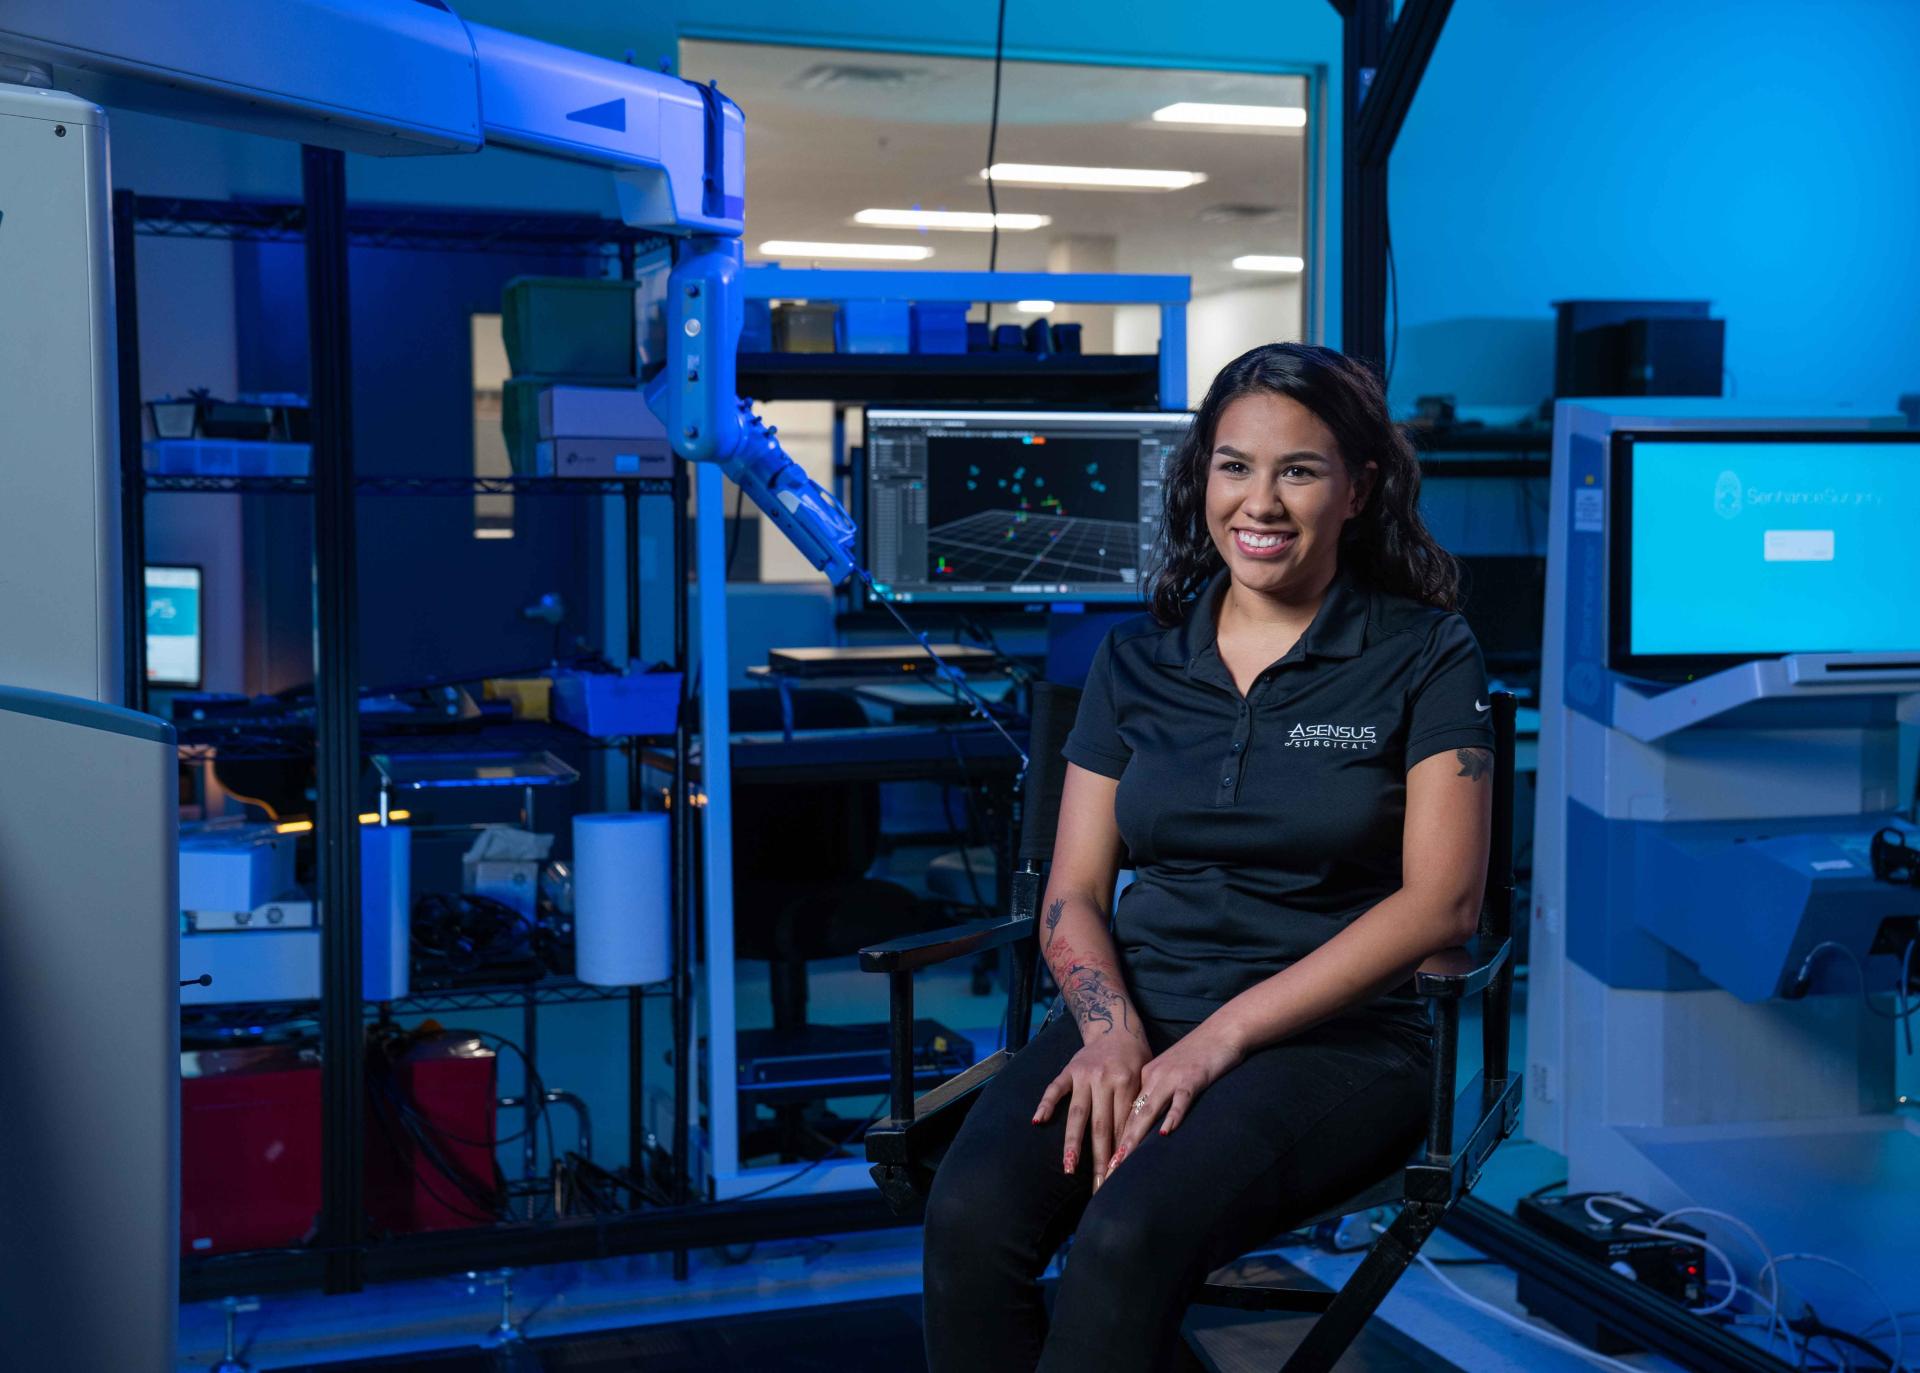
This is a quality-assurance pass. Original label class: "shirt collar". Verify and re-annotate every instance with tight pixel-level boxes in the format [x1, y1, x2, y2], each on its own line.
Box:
[1156, 561, 1371, 670]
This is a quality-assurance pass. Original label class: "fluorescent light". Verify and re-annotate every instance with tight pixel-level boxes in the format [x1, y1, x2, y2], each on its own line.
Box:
[1232, 254, 1305, 273]
[1015, 300, 1056, 313]
[758, 240, 934, 261]
[1153, 101, 1307, 129]
[854, 208, 1050, 232]
[982, 162, 1206, 191]
[474, 527, 515, 539]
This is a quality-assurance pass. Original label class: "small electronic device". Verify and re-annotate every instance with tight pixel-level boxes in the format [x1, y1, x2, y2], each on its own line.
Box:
[188, 894, 314, 932]
[766, 643, 1000, 679]
[1516, 1193, 1707, 1355]
[145, 563, 204, 688]
[735, 1020, 974, 1104]
[1609, 430, 1920, 679]
[860, 408, 1191, 604]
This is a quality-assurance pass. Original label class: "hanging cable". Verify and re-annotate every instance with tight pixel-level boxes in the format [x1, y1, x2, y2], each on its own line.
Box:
[981, 0, 1009, 331]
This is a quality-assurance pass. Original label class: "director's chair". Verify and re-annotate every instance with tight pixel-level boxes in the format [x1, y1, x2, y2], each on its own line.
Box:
[862, 684, 1521, 1372]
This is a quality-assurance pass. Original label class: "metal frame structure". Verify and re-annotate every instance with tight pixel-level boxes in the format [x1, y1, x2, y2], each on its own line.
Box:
[123, 201, 1197, 1293]
[116, 190, 696, 1298]
[695, 266, 1190, 1203]
[1328, 0, 1454, 370]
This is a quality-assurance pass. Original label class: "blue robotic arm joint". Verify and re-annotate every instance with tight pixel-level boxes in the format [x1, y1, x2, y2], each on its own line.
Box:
[645, 235, 858, 587]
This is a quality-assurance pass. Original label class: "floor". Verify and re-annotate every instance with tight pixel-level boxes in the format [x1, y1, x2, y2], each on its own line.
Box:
[177, 969, 1733, 1373]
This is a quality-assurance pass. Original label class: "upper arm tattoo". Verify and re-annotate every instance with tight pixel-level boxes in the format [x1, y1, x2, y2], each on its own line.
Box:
[1455, 747, 1493, 781]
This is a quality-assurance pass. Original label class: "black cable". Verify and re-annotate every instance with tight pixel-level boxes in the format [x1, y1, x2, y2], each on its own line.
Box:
[1786, 1316, 1896, 1371]
[981, 0, 1009, 331]
[725, 478, 747, 580]
[1525, 1178, 1568, 1200]
[726, 1094, 891, 1204]
[940, 783, 993, 914]
[1384, 203, 1399, 392]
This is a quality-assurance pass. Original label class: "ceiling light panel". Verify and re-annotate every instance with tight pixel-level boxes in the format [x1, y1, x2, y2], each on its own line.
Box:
[1231, 255, 1305, 273]
[1152, 102, 1307, 129]
[758, 241, 935, 261]
[982, 162, 1207, 191]
[854, 209, 1050, 231]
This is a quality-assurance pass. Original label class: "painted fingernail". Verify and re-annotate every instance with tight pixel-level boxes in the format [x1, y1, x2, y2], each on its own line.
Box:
[1159, 1125, 1169, 1135]
[1064, 1152, 1076, 1173]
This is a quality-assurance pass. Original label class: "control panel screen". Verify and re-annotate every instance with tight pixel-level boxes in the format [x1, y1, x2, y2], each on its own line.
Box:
[1614, 432, 1920, 670]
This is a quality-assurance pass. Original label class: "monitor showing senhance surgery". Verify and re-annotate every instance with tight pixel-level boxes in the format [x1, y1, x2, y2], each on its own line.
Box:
[861, 409, 1191, 604]
[1612, 431, 1920, 670]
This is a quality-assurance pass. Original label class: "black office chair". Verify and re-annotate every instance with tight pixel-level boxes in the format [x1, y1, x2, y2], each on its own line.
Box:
[861, 684, 1522, 1372]
[729, 686, 947, 1161]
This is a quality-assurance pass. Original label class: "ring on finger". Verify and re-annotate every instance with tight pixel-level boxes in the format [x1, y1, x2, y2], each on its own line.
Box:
[1130, 1093, 1149, 1115]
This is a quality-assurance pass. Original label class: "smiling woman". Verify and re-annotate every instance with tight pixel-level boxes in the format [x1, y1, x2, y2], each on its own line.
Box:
[1149, 342, 1459, 627]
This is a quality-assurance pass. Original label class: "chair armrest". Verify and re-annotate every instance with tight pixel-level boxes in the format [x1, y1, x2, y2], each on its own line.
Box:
[1412, 937, 1511, 1000]
[859, 914, 1036, 974]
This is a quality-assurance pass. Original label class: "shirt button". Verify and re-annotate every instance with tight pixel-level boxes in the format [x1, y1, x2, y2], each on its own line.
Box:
[1231, 741, 1243, 752]
[1222, 775, 1233, 786]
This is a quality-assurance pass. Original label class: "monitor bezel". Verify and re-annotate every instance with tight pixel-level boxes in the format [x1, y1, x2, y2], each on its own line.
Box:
[1607, 428, 1920, 682]
[144, 562, 204, 690]
[855, 405, 1189, 610]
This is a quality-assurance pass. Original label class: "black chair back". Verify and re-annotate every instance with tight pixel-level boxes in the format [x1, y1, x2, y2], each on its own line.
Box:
[1017, 682, 1082, 870]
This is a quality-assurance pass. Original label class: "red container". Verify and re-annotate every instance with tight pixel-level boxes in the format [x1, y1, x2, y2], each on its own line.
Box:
[366, 1033, 499, 1234]
[181, 1045, 322, 1256]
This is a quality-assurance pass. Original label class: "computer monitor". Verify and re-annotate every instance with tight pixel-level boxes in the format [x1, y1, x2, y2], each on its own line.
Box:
[1608, 430, 1920, 679]
[145, 564, 203, 688]
[860, 408, 1191, 604]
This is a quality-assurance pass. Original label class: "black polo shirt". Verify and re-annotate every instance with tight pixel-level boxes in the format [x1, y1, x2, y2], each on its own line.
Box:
[1061, 562, 1492, 1023]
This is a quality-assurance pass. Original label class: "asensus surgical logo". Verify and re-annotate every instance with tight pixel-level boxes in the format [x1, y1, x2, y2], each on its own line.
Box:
[1287, 722, 1378, 751]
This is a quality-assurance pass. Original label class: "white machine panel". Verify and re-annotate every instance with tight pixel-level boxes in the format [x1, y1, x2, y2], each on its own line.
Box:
[0, 86, 121, 702]
[0, 0, 483, 156]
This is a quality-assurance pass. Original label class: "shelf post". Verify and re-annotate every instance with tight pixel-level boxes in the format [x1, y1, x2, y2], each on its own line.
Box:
[110, 190, 149, 710]
[303, 144, 367, 1295]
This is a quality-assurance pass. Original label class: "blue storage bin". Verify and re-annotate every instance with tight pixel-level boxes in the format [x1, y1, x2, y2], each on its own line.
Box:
[967, 321, 992, 353]
[835, 300, 911, 354]
[552, 665, 683, 738]
[911, 302, 970, 355]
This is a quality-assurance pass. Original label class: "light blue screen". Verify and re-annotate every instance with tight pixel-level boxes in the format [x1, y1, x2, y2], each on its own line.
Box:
[145, 566, 202, 684]
[1629, 439, 1920, 655]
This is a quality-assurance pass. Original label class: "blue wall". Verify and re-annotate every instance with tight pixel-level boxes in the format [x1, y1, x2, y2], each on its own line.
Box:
[1391, 0, 1920, 419]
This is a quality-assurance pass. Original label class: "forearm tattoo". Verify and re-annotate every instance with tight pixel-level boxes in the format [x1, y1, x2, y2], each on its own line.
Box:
[1455, 747, 1493, 781]
[1062, 960, 1132, 1036]
[1043, 896, 1065, 948]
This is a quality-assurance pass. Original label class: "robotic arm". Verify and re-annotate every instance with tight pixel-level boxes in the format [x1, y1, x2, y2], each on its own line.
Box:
[1, 0, 858, 584]
[644, 234, 858, 585]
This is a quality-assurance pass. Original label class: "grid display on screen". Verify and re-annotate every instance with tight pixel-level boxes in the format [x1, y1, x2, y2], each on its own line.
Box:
[864, 409, 1190, 603]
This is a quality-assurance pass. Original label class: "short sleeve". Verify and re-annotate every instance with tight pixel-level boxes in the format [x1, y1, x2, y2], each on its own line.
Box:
[1061, 630, 1131, 780]
[1403, 614, 1494, 770]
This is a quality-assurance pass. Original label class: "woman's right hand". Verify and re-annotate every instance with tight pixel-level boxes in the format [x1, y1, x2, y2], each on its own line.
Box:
[1032, 1031, 1152, 1190]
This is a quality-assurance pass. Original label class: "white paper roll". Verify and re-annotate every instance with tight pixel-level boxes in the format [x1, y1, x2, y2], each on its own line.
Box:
[573, 812, 671, 986]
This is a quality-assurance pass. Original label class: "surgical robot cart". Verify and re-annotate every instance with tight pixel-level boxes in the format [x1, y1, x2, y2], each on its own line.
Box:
[1529, 399, 1920, 1335]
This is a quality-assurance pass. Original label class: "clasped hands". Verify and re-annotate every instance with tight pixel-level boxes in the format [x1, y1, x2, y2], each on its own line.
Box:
[1031, 1017, 1245, 1191]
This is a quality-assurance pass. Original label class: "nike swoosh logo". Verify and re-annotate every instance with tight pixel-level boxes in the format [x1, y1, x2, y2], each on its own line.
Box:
[1475, 699, 1490, 713]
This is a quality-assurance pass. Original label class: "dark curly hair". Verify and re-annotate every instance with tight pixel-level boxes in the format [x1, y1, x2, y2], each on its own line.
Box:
[1144, 342, 1459, 626]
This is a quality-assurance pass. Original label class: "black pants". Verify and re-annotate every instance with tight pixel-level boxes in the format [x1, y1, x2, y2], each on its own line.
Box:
[921, 1003, 1433, 1373]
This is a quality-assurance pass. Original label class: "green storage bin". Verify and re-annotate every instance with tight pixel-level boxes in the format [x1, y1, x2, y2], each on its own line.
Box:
[501, 277, 638, 380]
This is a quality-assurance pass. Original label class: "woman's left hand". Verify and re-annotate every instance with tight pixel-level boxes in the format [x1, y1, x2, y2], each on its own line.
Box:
[1105, 1018, 1246, 1177]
